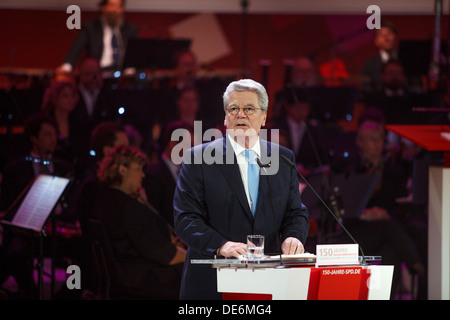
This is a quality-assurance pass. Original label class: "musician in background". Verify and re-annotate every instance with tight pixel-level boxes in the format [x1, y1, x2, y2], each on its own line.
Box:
[273, 56, 322, 120]
[361, 20, 398, 92]
[338, 109, 426, 299]
[269, 94, 329, 178]
[92, 145, 185, 299]
[142, 121, 195, 228]
[56, 0, 138, 74]
[0, 113, 74, 299]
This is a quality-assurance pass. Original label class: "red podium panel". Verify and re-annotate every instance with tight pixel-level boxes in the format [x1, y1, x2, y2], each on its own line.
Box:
[307, 267, 370, 300]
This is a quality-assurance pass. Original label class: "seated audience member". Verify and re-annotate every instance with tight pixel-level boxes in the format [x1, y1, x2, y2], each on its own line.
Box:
[1, 113, 75, 213]
[74, 121, 129, 296]
[142, 121, 194, 228]
[273, 56, 322, 120]
[41, 80, 88, 175]
[157, 49, 226, 130]
[92, 145, 186, 299]
[336, 115, 425, 298]
[0, 113, 74, 299]
[364, 61, 428, 170]
[270, 95, 329, 177]
[73, 56, 113, 133]
[76, 121, 129, 232]
[361, 20, 398, 92]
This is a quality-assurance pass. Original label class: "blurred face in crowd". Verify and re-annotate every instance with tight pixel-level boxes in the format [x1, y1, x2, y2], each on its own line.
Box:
[292, 57, 318, 87]
[357, 120, 385, 163]
[79, 58, 103, 92]
[285, 101, 310, 123]
[176, 52, 197, 85]
[101, 0, 124, 27]
[224, 90, 267, 148]
[120, 161, 145, 195]
[31, 123, 58, 157]
[381, 62, 405, 91]
[101, 131, 129, 162]
[53, 85, 78, 113]
[374, 26, 396, 52]
[177, 88, 199, 120]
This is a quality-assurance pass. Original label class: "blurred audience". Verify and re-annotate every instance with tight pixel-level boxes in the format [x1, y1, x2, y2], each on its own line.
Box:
[270, 95, 329, 177]
[142, 121, 195, 228]
[362, 20, 398, 92]
[336, 112, 426, 299]
[41, 80, 88, 174]
[273, 56, 322, 120]
[0, 113, 74, 299]
[92, 145, 185, 299]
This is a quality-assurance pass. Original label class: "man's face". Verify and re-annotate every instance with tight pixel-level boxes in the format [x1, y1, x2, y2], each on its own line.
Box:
[224, 90, 267, 147]
[357, 121, 385, 160]
[374, 26, 396, 51]
[79, 58, 103, 92]
[382, 63, 404, 91]
[31, 123, 57, 157]
[177, 53, 197, 83]
[101, 0, 124, 27]
[177, 89, 199, 117]
[292, 58, 317, 87]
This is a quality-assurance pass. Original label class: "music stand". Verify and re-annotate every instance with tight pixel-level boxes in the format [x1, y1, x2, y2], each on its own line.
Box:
[331, 172, 381, 219]
[122, 38, 192, 70]
[0, 174, 71, 299]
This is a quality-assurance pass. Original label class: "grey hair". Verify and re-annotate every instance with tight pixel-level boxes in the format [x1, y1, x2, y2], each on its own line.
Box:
[222, 79, 269, 112]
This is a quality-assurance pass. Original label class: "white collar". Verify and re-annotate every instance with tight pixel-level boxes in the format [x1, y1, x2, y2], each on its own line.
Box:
[227, 134, 261, 159]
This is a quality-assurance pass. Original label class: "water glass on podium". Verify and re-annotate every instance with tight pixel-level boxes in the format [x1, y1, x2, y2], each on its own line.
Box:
[247, 235, 264, 259]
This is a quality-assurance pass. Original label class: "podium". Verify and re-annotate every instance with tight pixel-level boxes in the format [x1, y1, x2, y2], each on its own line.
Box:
[192, 256, 393, 300]
[386, 124, 450, 300]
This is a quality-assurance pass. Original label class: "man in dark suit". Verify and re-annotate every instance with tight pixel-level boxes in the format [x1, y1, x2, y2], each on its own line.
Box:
[173, 79, 309, 300]
[57, 0, 138, 73]
[361, 20, 398, 92]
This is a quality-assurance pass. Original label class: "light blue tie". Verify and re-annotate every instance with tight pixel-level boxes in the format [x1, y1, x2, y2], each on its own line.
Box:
[244, 149, 259, 215]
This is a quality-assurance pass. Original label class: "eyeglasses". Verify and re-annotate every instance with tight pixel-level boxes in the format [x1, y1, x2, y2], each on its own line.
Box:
[226, 106, 263, 116]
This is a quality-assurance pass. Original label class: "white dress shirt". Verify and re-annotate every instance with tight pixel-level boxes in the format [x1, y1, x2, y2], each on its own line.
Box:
[227, 134, 261, 211]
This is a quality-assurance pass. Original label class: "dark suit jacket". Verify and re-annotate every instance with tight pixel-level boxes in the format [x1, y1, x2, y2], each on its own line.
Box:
[362, 54, 384, 91]
[173, 136, 309, 299]
[92, 187, 183, 298]
[64, 19, 138, 69]
[142, 159, 178, 228]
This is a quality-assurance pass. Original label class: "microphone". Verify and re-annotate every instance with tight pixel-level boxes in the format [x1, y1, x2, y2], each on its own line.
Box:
[256, 158, 271, 168]
[280, 154, 367, 265]
[256, 157, 286, 268]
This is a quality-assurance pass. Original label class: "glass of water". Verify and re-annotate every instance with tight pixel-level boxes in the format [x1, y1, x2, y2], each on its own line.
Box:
[247, 235, 265, 259]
